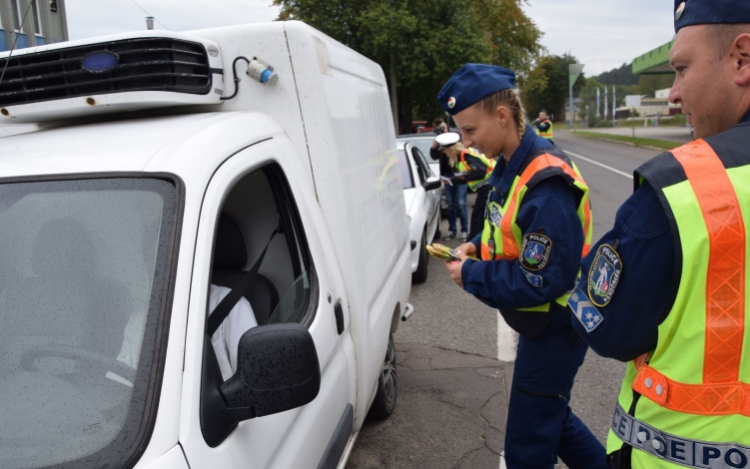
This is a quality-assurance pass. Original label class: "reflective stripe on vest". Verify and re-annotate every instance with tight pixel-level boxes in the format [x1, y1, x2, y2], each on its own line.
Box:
[607, 138, 750, 465]
[456, 150, 496, 191]
[610, 402, 750, 469]
[478, 152, 593, 312]
[480, 153, 592, 261]
[630, 139, 747, 416]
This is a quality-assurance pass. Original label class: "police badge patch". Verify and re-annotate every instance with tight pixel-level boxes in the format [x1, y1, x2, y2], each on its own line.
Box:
[520, 233, 552, 271]
[587, 244, 622, 307]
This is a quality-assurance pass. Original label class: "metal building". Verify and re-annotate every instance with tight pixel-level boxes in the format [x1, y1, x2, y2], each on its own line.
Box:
[0, 0, 68, 51]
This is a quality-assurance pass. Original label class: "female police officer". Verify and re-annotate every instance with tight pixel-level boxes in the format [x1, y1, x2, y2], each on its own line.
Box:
[440, 64, 607, 469]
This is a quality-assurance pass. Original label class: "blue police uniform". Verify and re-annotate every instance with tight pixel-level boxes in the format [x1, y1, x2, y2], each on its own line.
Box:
[566, 4, 750, 468]
[438, 64, 607, 469]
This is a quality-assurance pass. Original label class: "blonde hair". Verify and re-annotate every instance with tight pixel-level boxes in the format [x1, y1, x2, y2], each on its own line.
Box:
[443, 142, 467, 167]
[476, 88, 527, 139]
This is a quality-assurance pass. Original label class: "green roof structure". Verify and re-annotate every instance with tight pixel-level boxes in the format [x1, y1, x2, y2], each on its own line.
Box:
[632, 40, 674, 75]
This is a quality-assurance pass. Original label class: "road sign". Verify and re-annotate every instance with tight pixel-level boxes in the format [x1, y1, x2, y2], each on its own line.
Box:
[569, 64, 585, 88]
[569, 64, 584, 128]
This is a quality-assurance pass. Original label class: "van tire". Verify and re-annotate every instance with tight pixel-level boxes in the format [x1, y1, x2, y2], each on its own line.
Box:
[412, 231, 428, 284]
[366, 334, 397, 421]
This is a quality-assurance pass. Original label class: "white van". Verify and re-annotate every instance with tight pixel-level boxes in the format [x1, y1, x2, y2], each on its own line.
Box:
[0, 21, 412, 469]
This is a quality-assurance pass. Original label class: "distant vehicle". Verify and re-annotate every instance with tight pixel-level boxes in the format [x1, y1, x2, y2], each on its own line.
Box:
[398, 133, 439, 180]
[398, 133, 448, 215]
[0, 21, 412, 469]
[410, 120, 428, 133]
[398, 141, 441, 283]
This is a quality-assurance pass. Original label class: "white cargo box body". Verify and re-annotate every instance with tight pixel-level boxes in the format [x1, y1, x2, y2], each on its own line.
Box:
[0, 21, 411, 469]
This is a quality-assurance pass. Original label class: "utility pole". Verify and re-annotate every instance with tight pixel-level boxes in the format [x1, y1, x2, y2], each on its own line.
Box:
[604, 86, 609, 121]
[613, 86, 617, 125]
[596, 87, 600, 120]
[568, 64, 584, 128]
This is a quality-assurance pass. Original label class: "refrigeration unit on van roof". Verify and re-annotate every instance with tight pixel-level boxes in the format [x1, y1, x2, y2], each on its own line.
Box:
[0, 31, 225, 123]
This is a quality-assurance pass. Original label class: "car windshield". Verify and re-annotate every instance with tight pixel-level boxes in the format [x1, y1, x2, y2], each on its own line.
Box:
[0, 178, 178, 469]
[398, 149, 414, 189]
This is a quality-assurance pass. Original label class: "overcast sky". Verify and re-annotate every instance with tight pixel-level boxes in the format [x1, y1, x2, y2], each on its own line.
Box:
[66, 0, 677, 77]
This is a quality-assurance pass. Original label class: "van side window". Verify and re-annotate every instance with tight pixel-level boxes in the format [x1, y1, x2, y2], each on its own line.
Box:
[207, 163, 317, 379]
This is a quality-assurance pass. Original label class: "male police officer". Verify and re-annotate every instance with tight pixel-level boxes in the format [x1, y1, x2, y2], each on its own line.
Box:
[567, 2, 750, 468]
[441, 64, 606, 469]
[534, 110, 554, 141]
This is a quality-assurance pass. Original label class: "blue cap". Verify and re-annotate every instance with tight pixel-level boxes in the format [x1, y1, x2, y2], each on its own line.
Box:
[674, 0, 750, 33]
[437, 64, 516, 115]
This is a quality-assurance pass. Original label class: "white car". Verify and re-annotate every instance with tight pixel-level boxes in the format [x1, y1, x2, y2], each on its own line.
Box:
[398, 141, 441, 283]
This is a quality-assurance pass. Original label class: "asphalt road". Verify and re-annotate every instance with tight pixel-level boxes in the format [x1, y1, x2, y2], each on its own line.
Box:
[346, 131, 666, 469]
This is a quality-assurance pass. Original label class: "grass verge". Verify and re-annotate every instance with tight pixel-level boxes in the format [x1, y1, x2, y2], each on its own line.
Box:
[570, 131, 684, 151]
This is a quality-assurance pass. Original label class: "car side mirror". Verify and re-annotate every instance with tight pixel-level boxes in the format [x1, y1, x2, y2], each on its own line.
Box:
[423, 177, 442, 191]
[200, 323, 320, 447]
[221, 323, 320, 416]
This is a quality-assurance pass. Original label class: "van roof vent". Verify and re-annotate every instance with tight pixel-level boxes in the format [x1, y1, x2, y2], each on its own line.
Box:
[0, 37, 213, 107]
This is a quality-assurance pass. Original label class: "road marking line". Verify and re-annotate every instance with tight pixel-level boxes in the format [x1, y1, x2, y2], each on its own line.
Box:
[564, 150, 634, 180]
[497, 314, 518, 362]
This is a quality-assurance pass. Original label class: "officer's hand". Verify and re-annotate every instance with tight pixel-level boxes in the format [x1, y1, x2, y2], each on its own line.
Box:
[456, 242, 476, 257]
[445, 258, 465, 288]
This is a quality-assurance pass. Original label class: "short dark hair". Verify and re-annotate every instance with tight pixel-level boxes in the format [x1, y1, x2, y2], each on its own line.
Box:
[708, 23, 750, 59]
[433, 118, 446, 127]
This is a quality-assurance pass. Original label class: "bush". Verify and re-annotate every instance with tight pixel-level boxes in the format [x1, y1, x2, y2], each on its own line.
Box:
[594, 120, 614, 128]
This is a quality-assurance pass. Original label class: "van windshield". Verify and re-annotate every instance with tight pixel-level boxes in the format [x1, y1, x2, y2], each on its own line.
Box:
[0, 178, 178, 469]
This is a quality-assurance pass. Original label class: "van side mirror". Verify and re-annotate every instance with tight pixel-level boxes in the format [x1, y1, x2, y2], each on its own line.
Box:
[423, 177, 442, 191]
[200, 323, 320, 447]
[221, 323, 321, 416]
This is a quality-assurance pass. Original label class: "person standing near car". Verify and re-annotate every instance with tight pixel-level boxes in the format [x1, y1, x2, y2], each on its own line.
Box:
[433, 118, 449, 134]
[435, 132, 495, 242]
[431, 133, 470, 241]
[440, 64, 605, 469]
[567, 2, 750, 467]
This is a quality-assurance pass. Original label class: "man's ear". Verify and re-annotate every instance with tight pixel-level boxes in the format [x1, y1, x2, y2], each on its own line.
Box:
[732, 33, 750, 86]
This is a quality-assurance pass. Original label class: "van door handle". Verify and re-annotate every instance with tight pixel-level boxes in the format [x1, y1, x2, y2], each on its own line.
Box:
[334, 300, 345, 335]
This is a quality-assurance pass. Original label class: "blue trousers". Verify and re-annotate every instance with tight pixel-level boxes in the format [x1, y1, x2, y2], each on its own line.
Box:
[444, 182, 468, 234]
[505, 311, 607, 469]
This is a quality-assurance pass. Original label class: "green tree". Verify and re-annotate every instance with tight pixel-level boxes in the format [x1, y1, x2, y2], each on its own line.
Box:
[522, 54, 584, 122]
[638, 74, 675, 97]
[273, 0, 542, 133]
[467, 0, 543, 78]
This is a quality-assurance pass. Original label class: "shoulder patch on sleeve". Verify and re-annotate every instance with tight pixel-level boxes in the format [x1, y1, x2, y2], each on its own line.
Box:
[587, 244, 623, 307]
[521, 267, 544, 288]
[568, 287, 604, 333]
[520, 233, 552, 271]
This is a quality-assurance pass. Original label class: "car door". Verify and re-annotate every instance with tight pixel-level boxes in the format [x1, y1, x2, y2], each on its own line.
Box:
[411, 146, 440, 242]
[179, 139, 356, 469]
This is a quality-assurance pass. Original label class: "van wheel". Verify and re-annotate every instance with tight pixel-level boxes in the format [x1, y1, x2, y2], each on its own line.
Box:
[412, 230, 428, 284]
[366, 335, 397, 421]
